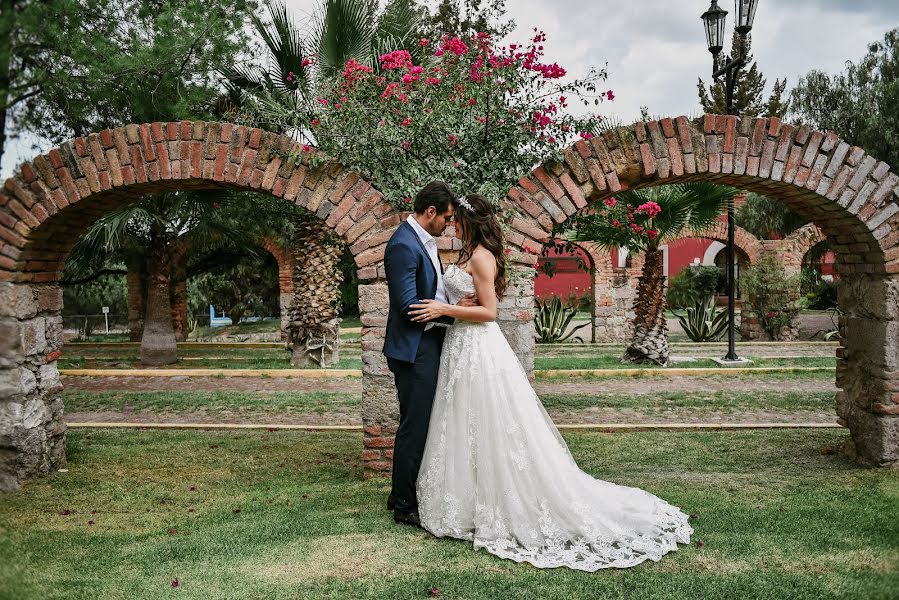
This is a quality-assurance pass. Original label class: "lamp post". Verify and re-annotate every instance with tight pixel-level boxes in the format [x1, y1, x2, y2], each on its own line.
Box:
[701, 0, 758, 363]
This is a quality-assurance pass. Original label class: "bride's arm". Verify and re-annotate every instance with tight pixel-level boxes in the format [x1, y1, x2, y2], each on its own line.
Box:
[409, 251, 497, 323]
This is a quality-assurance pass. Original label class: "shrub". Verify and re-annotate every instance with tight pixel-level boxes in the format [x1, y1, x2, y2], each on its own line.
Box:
[534, 296, 588, 343]
[666, 265, 724, 309]
[741, 255, 802, 339]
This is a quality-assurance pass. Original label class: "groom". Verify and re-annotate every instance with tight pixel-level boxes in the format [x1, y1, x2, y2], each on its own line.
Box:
[383, 181, 472, 528]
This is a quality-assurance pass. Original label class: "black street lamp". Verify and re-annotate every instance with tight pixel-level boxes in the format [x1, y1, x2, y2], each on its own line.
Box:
[701, 0, 758, 363]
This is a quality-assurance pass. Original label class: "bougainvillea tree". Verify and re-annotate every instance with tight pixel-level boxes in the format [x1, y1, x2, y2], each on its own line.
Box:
[566, 183, 734, 365]
[255, 29, 612, 209]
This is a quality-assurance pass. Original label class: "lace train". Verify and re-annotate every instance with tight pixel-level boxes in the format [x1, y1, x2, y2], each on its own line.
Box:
[416, 265, 693, 572]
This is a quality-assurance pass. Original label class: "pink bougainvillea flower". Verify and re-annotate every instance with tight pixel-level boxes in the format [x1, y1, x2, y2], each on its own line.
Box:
[419, 38, 430, 47]
[401, 117, 412, 127]
[606, 89, 615, 101]
[647, 229, 658, 239]
[410, 65, 424, 74]
[402, 140, 411, 149]
[579, 131, 594, 140]
[637, 201, 661, 217]
[468, 98, 476, 105]
[171, 578, 180, 588]
[316, 96, 328, 106]
[302, 145, 311, 152]
[604, 197, 616, 207]
[610, 218, 621, 227]
[379, 49, 413, 70]
[311, 118, 319, 126]
[286, 71, 294, 82]
[448, 134, 458, 145]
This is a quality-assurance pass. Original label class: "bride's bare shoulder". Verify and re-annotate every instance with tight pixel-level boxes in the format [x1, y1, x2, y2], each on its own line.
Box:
[469, 246, 497, 274]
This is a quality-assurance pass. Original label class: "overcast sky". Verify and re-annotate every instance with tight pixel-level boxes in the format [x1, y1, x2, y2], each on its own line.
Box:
[3, 0, 898, 178]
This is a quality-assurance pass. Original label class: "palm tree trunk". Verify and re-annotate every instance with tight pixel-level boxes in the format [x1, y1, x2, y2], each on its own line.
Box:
[140, 246, 178, 366]
[624, 248, 670, 366]
[287, 218, 344, 367]
[127, 266, 146, 342]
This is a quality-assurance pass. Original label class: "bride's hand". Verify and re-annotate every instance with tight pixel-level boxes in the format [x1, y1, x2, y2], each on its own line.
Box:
[409, 299, 448, 322]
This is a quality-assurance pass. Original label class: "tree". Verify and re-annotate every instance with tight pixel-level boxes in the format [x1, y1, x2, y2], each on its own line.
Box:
[1, 0, 255, 164]
[735, 192, 808, 239]
[423, 0, 515, 39]
[257, 29, 609, 208]
[791, 27, 899, 170]
[569, 183, 734, 365]
[223, 0, 427, 366]
[698, 35, 789, 118]
[64, 191, 262, 365]
[189, 255, 279, 326]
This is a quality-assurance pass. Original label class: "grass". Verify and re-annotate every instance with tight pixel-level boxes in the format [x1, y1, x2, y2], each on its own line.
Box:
[60, 388, 835, 422]
[539, 390, 835, 414]
[58, 344, 833, 372]
[0, 428, 896, 599]
[63, 390, 360, 416]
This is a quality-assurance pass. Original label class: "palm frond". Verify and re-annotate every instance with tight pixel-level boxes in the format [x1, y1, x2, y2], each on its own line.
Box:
[312, 0, 377, 78]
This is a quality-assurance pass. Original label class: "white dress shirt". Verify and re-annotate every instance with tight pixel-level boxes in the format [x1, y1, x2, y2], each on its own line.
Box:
[406, 214, 448, 305]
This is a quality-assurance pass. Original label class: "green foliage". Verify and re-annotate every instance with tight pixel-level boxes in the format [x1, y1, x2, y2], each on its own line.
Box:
[61, 273, 127, 317]
[534, 296, 588, 343]
[801, 271, 838, 311]
[674, 296, 728, 343]
[666, 265, 724, 309]
[790, 28, 899, 169]
[741, 254, 802, 339]
[735, 192, 809, 239]
[569, 182, 733, 253]
[254, 29, 609, 207]
[188, 254, 280, 325]
[3, 0, 255, 160]
[422, 0, 515, 39]
[697, 35, 790, 117]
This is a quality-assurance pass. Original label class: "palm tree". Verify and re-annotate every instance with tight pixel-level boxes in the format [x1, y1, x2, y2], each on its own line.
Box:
[65, 191, 262, 365]
[571, 183, 734, 365]
[219, 0, 427, 366]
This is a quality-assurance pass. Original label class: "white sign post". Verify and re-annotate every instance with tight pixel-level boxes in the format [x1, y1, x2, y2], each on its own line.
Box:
[102, 306, 110, 334]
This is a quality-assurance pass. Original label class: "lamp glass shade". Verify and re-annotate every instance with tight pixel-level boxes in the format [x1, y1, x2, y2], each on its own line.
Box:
[701, 1, 728, 54]
[734, 0, 758, 34]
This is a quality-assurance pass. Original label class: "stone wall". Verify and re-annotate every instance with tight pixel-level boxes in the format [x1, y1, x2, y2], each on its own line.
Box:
[0, 283, 66, 490]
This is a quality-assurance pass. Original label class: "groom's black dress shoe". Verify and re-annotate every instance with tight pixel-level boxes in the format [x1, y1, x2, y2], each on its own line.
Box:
[387, 493, 396, 511]
[393, 510, 422, 528]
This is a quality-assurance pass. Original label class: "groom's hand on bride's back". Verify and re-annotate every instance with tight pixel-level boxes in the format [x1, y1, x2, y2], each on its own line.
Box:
[456, 294, 480, 307]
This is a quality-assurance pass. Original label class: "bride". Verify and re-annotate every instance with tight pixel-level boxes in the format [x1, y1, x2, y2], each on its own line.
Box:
[407, 194, 693, 572]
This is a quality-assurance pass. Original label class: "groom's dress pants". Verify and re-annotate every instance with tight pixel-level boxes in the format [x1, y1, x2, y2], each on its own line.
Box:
[386, 326, 445, 513]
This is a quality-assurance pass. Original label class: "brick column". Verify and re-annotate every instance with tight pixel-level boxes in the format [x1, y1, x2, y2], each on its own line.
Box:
[358, 282, 397, 476]
[170, 280, 188, 342]
[0, 283, 67, 491]
[592, 253, 643, 342]
[126, 270, 145, 341]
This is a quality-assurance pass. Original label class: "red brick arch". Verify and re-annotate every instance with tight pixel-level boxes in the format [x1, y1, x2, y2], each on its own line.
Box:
[0, 121, 408, 489]
[784, 223, 828, 262]
[502, 114, 899, 465]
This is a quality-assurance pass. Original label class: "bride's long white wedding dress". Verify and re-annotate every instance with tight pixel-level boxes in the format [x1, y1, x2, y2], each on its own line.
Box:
[416, 264, 693, 572]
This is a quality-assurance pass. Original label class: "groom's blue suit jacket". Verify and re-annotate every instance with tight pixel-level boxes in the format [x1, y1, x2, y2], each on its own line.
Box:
[384, 221, 450, 363]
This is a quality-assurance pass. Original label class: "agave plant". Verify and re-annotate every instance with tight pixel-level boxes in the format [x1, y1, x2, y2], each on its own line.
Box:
[534, 297, 589, 344]
[674, 296, 728, 343]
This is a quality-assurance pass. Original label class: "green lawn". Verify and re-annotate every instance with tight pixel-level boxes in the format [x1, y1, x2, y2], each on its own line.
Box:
[64, 390, 360, 415]
[0, 429, 895, 599]
[540, 390, 835, 414]
[61, 389, 834, 420]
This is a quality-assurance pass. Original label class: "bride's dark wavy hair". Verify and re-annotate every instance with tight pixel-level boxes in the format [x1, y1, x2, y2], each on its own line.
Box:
[454, 194, 508, 299]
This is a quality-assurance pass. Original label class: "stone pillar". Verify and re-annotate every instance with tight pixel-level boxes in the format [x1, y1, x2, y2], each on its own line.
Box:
[0, 283, 67, 491]
[834, 273, 899, 465]
[497, 266, 536, 373]
[358, 282, 397, 476]
[592, 254, 643, 343]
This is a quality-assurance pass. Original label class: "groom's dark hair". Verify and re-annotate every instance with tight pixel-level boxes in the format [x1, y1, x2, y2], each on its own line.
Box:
[413, 181, 455, 214]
